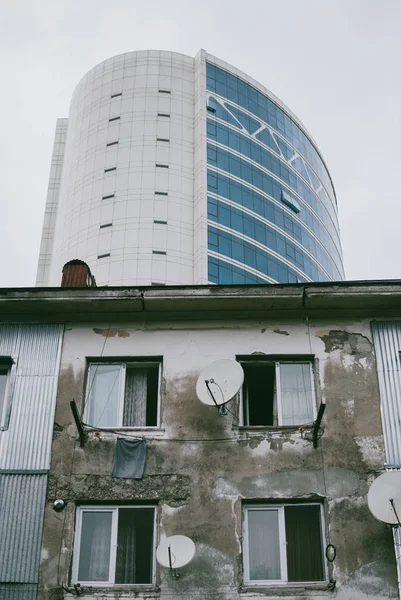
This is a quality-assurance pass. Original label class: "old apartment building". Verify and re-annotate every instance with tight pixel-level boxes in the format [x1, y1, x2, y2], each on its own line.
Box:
[1, 281, 401, 599]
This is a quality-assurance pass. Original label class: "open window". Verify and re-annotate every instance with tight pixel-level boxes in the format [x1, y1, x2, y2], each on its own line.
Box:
[0, 356, 16, 431]
[239, 357, 316, 426]
[243, 503, 325, 585]
[73, 505, 156, 586]
[83, 359, 161, 428]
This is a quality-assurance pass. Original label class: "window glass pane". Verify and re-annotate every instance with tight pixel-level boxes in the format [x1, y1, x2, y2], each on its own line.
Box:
[87, 364, 122, 427]
[0, 368, 8, 423]
[116, 508, 154, 584]
[285, 505, 324, 581]
[248, 509, 281, 580]
[279, 363, 314, 425]
[78, 511, 112, 582]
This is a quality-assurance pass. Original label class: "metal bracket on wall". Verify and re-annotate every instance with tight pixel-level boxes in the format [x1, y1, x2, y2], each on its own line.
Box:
[70, 399, 87, 447]
[313, 403, 326, 449]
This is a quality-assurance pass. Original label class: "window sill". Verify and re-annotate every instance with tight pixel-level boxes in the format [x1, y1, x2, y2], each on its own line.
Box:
[85, 427, 165, 441]
[66, 584, 159, 597]
[236, 425, 304, 433]
[240, 581, 333, 595]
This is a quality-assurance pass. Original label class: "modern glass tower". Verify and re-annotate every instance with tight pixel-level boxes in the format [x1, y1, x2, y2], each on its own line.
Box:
[36, 50, 344, 286]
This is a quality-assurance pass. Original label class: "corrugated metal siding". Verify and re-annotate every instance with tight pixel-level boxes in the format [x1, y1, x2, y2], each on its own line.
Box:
[371, 321, 401, 597]
[0, 324, 63, 470]
[0, 583, 38, 600]
[0, 474, 47, 582]
[371, 321, 401, 466]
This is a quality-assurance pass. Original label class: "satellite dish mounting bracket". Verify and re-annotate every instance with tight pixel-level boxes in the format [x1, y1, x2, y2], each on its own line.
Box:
[168, 544, 180, 579]
[390, 499, 401, 527]
[205, 378, 228, 415]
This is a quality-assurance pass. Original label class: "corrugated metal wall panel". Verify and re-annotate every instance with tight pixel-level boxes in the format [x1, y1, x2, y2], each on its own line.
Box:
[0, 324, 63, 470]
[371, 321, 401, 466]
[0, 583, 38, 600]
[0, 474, 47, 582]
[371, 321, 401, 597]
[0, 324, 21, 357]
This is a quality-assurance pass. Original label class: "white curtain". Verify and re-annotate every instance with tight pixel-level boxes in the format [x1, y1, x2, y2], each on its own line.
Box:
[248, 509, 281, 581]
[123, 368, 147, 426]
[279, 363, 314, 425]
[86, 364, 122, 427]
[78, 511, 112, 582]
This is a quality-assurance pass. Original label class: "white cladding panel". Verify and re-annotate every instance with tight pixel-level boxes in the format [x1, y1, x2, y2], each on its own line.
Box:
[48, 51, 196, 286]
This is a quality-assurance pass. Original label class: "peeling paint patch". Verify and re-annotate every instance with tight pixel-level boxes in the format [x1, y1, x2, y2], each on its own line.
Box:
[92, 327, 130, 338]
[316, 330, 372, 354]
[274, 329, 290, 336]
[215, 478, 240, 498]
[355, 435, 385, 468]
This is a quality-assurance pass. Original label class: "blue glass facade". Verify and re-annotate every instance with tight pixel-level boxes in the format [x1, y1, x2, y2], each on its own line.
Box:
[206, 63, 344, 284]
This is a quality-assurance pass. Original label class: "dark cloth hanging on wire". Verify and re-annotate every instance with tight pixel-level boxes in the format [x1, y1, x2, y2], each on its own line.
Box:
[111, 438, 147, 479]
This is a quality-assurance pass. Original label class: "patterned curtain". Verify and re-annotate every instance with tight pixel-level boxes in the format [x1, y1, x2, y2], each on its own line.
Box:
[115, 509, 137, 583]
[123, 369, 147, 426]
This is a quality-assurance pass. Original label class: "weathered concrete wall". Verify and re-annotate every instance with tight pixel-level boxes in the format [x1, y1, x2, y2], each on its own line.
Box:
[38, 318, 398, 600]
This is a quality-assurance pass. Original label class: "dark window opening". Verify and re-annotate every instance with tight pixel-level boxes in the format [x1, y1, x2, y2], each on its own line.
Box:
[109, 116, 120, 122]
[102, 194, 115, 200]
[97, 253, 110, 259]
[153, 250, 166, 255]
[243, 363, 275, 426]
[158, 89, 171, 94]
[154, 220, 167, 225]
[156, 138, 170, 142]
[100, 223, 112, 229]
[111, 92, 122, 98]
[104, 167, 116, 173]
[155, 191, 168, 196]
[207, 105, 217, 113]
[155, 164, 169, 169]
[106, 141, 119, 147]
[157, 113, 170, 117]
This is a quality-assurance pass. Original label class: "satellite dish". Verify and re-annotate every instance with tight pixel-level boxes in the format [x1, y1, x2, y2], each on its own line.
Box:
[196, 359, 244, 407]
[368, 471, 401, 525]
[156, 535, 196, 569]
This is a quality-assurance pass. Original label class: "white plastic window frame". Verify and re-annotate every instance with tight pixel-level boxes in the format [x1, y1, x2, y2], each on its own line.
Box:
[239, 360, 316, 427]
[83, 360, 162, 429]
[243, 503, 327, 586]
[72, 505, 157, 587]
[0, 357, 17, 431]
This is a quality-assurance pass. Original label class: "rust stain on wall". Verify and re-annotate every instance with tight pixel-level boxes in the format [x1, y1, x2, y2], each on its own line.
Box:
[92, 327, 130, 338]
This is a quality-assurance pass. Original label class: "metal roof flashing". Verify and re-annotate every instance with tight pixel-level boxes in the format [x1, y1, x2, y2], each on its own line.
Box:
[0, 282, 400, 322]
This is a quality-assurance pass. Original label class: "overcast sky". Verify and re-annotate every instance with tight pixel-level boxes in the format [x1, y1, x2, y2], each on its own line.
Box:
[0, 0, 400, 286]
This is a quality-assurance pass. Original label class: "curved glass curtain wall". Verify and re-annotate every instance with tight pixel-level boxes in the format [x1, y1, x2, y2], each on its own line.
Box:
[206, 63, 344, 284]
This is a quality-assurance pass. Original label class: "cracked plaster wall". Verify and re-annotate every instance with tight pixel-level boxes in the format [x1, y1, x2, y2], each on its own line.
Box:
[38, 319, 398, 600]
